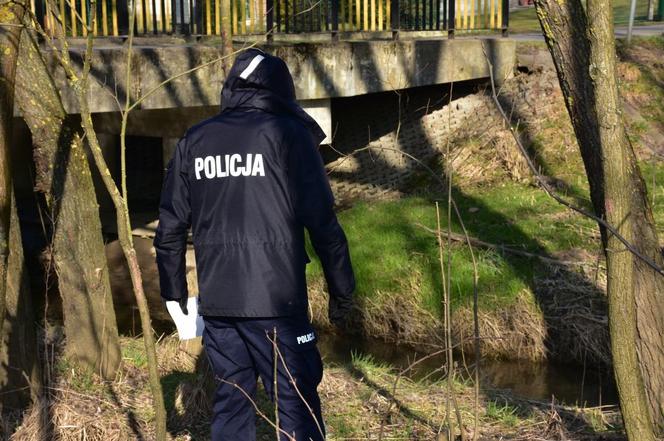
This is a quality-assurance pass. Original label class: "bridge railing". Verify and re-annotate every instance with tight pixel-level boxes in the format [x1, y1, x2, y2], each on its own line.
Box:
[31, 0, 508, 37]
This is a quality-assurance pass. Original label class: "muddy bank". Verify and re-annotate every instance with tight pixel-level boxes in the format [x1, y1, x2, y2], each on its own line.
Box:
[307, 264, 610, 366]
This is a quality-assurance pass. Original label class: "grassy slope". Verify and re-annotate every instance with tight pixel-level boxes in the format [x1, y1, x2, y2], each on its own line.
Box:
[509, 0, 662, 33]
[307, 187, 596, 315]
[305, 37, 664, 359]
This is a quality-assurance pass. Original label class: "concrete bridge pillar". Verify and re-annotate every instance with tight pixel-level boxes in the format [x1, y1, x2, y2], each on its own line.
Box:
[301, 99, 332, 144]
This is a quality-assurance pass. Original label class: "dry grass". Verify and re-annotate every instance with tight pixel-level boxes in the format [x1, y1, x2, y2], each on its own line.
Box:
[534, 265, 610, 366]
[322, 258, 610, 365]
[452, 291, 547, 362]
[2, 335, 625, 440]
[311, 277, 560, 363]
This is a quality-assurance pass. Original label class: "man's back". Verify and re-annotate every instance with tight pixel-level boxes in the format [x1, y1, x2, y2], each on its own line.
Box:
[177, 110, 310, 317]
[154, 49, 354, 321]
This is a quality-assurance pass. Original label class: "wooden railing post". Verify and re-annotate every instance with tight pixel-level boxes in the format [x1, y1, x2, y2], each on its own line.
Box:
[501, 0, 508, 36]
[447, 0, 454, 37]
[390, 0, 398, 39]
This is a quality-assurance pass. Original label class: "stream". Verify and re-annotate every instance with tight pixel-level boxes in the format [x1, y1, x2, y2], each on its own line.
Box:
[107, 237, 618, 408]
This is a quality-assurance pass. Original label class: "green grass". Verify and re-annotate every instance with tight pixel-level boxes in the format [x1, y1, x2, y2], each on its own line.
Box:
[509, 0, 662, 34]
[122, 337, 148, 368]
[54, 357, 100, 394]
[485, 400, 523, 427]
[306, 179, 597, 316]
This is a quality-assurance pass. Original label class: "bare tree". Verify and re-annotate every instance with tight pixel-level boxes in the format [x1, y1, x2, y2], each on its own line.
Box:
[0, 0, 27, 334]
[1, 0, 41, 411]
[533, 0, 664, 437]
[0, 192, 41, 409]
[14, 28, 122, 379]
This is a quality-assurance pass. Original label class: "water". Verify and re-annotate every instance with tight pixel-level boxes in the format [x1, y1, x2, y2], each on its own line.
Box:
[317, 333, 619, 407]
[108, 237, 619, 408]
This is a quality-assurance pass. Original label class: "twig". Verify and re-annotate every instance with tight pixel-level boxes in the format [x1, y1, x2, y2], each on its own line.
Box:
[436, 201, 454, 440]
[267, 333, 326, 440]
[219, 378, 296, 441]
[272, 327, 280, 439]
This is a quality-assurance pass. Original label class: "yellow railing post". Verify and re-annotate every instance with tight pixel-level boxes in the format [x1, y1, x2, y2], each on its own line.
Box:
[496, 0, 501, 28]
[81, 0, 88, 35]
[70, 0, 78, 35]
[205, 0, 211, 33]
[93, 0, 98, 35]
[454, 0, 459, 29]
[165, 0, 172, 32]
[377, 0, 382, 30]
[232, 0, 238, 33]
[385, 0, 390, 29]
[215, 0, 221, 33]
[468, 0, 475, 29]
[258, 0, 264, 32]
[147, 0, 155, 32]
[111, 0, 118, 34]
[136, 0, 143, 34]
[59, 0, 66, 34]
[241, 0, 246, 33]
[101, 0, 108, 34]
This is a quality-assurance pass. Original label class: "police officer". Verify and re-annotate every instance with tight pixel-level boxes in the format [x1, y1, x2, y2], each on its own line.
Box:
[154, 49, 355, 441]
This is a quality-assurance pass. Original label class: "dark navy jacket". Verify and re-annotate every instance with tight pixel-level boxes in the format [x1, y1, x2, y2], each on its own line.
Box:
[154, 49, 355, 318]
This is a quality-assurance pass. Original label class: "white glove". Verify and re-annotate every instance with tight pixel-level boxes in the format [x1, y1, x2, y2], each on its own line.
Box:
[165, 297, 204, 340]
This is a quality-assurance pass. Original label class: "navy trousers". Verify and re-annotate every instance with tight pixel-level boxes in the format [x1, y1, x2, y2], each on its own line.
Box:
[203, 316, 325, 441]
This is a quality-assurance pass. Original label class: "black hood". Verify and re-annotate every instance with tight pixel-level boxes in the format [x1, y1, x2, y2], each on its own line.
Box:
[221, 49, 326, 144]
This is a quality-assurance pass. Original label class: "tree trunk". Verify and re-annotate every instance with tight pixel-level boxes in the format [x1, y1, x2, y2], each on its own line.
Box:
[534, 0, 664, 437]
[0, 0, 27, 334]
[14, 31, 122, 380]
[648, 0, 655, 21]
[0, 190, 41, 410]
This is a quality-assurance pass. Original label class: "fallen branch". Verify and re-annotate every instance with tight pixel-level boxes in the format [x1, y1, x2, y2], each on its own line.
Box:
[415, 223, 600, 268]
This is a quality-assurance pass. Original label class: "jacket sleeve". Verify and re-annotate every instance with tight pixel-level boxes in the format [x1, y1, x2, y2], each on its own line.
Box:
[154, 137, 191, 302]
[287, 125, 355, 309]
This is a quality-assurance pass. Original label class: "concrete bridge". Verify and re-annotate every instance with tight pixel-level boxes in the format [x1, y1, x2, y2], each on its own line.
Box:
[48, 38, 516, 141]
[25, 0, 516, 143]
[14, 0, 518, 233]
